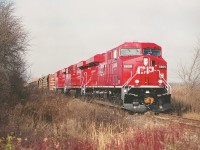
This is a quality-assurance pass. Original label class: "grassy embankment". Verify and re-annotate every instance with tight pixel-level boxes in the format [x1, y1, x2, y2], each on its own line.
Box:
[0, 89, 199, 149]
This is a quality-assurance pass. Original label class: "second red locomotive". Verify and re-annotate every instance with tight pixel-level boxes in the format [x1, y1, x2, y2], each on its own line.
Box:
[39, 42, 171, 113]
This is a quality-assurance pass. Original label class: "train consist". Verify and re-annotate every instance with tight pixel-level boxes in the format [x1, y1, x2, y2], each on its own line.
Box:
[36, 42, 171, 113]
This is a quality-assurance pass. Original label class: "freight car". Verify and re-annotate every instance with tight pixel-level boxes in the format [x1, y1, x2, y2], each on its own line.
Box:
[39, 42, 172, 113]
[38, 74, 55, 90]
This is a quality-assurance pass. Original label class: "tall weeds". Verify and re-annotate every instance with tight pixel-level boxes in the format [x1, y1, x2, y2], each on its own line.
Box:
[172, 84, 200, 114]
[0, 89, 200, 149]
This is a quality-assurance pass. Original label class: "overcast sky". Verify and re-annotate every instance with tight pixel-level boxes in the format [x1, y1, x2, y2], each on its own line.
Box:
[14, 0, 200, 82]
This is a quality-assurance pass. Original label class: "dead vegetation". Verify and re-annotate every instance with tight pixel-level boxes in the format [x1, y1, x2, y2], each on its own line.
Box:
[172, 84, 200, 117]
[172, 41, 200, 115]
[0, 89, 200, 149]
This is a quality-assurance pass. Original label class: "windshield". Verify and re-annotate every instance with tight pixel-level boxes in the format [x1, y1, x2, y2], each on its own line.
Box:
[120, 48, 141, 56]
[143, 48, 161, 56]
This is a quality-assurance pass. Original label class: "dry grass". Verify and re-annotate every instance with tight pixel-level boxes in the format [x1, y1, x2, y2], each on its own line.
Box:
[182, 112, 200, 120]
[0, 89, 200, 149]
[172, 84, 200, 115]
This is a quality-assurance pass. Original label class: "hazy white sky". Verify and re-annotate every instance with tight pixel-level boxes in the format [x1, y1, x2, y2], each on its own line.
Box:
[14, 0, 200, 82]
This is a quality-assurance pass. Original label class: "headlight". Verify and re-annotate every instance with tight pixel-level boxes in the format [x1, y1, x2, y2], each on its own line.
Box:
[124, 64, 132, 68]
[143, 58, 148, 66]
[135, 79, 139, 84]
[158, 80, 163, 84]
[145, 90, 150, 94]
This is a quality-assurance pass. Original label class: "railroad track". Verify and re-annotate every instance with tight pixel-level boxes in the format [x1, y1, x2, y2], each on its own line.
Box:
[87, 99, 200, 130]
[153, 113, 200, 130]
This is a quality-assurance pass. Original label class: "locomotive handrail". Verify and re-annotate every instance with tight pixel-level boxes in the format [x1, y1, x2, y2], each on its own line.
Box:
[157, 70, 172, 94]
[85, 78, 92, 85]
[162, 76, 172, 94]
[122, 73, 138, 87]
[81, 72, 87, 87]
[122, 69, 171, 94]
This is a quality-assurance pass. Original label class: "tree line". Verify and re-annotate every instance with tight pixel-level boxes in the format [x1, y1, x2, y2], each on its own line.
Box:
[0, 1, 29, 105]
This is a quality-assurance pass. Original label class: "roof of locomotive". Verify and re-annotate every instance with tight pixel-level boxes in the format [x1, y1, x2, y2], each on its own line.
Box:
[50, 42, 163, 75]
[112, 42, 162, 50]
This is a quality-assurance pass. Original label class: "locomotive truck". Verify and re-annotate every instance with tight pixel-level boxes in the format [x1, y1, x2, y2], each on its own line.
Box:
[38, 42, 171, 113]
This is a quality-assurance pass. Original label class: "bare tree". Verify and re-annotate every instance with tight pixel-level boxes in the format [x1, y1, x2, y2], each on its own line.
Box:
[178, 41, 200, 89]
[174, 41, 200, 113]
[0, 1, 29, 103]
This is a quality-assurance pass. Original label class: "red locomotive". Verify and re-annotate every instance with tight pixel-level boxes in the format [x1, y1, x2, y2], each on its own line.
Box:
[38, 42, 171, 112]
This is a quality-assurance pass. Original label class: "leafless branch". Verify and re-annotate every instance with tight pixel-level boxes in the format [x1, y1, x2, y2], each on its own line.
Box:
[178, 40, 200, 90]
